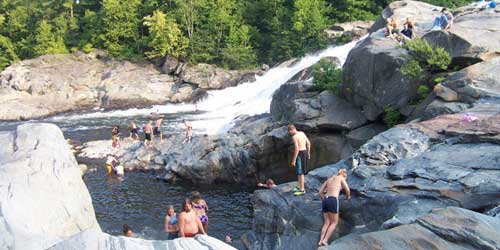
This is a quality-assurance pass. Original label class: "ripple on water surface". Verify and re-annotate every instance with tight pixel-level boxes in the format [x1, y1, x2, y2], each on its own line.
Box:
[83, 168, 253, 249]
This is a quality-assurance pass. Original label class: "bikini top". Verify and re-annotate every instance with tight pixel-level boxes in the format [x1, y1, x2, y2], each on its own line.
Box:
[192, 203, 206, 210]
[169, 214, 178, 225]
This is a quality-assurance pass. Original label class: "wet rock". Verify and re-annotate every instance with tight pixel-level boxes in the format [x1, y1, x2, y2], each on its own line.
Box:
[486, 205, 500, 219]
[346, 123, 387, 149]
[321, 207, 500, 250]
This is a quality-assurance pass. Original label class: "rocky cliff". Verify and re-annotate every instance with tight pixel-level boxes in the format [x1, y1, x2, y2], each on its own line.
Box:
[0, 123, 238, 250]
[0, 51, 260, 121]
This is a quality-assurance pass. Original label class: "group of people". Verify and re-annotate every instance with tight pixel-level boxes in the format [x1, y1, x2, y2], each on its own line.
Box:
[122, 191, 210, 240]
[111, 118, 193, 149]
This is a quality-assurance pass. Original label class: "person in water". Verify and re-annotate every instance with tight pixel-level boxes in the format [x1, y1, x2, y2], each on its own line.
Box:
[317, 168, 351, 246]
[144, 121, 153, 147]
[182, 120, 193, 144]
[288, 124, 311, 196]
[123, 224, 133, 237]
[105, 154, 118, 175]
[178, 198, 206, 238]
[257, 178, 277, 189]
[164, 205, 179, 239]
[191, 191, 209, 233]
[111, 125, 120, 148]
[115, 164, 124, 178]
[129, 121, 139, 140]
[154, 118, 163, 142]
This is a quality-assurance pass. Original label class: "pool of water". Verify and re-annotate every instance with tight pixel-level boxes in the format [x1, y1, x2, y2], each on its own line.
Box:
[83, 166, 253, 248]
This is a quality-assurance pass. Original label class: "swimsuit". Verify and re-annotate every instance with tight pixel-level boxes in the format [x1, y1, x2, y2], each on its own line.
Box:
[153, 127, 161, 136]
[145, 133, 152, 141]
[322, 196, 339, 213]
[184, 232, 196, 238]
[131, 128, 138, 134]
[295, 150, 308, 175]
[167, 215, 178, 240]
[105, 164, 113, 175]
[192, 203, 208, 224]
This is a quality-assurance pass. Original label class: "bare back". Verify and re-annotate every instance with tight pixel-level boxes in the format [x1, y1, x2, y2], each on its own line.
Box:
[293, 132, 308, 151]
[144, 124, 152, 133]
[324, 175, 347, 198]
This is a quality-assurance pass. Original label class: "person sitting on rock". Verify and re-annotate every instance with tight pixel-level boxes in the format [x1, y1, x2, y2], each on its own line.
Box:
[164, 205, 179, 239]
[191, 191, 209, 233]
[257, 178, 277, 189]
[144, 121, 153, 147]
[122, 224, 133, 237]
[317, 168, 351, 246]
[154, 118, 163, 142]
[385, 16, 399, 38]
[129, 121, 139, 140]
[182, 120, 193, 144]
[432, 8, 453, 30]
[178, 199, 206, 238]
[401, 23, 414, 40]
[288, 124, 311, 196]
[111, 125, 120, 148]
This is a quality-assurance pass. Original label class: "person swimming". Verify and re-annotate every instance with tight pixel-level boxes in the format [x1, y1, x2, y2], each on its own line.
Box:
[123, 224, 133, 237]
[257, 178, 277, 189]
[164, 205, 179, 240]
[191, 191, 209, 233]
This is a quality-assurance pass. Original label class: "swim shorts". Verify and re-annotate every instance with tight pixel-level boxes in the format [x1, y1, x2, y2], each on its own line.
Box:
[295, 150, 308, 175]
[145, 133, 152, 141]
[322, 196, 339, 213]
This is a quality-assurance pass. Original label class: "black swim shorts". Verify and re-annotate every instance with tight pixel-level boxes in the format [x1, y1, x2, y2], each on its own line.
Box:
[322, 196, 339, 213]
[295, 150, 308, 175]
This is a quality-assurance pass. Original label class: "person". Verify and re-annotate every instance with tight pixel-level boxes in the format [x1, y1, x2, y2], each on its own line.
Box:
[111, 125, 120, 148]
[385, 16, 398, 38]
[153, 118, 163, 142]
[443, 8, 453, 29]
[164, 205, 179, 240]
[191, 191, 209, 233]
[257, 178, 277, 189]
[123, 224, 133, 237]
[225, 234, 232, 243]
[401, 23, 414, 40]
[317, 169, 351, 246]
[182, 120, 193, 144]
[178, 199, 206, 238]
[288, 124, 311, 196]
[432, 8, 452, 30]
[115, 164, 124, 177]
[144, 121, 153, 147]
[129, 121, 139, 140]
[105, 154, 118, 175]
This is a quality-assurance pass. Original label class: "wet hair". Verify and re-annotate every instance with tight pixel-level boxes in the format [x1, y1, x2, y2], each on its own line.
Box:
[287, 124, 296, 132]
[182, 198, 192, 211]
[338, 168, 348, 178]
[266, 178, 275, 186]
[191, 191, 201, 203]
[122, 224, 132, 235]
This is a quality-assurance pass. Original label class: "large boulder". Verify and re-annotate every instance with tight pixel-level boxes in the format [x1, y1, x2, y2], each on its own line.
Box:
[341, 36, 418, 120]
[423, 7, 500, 66]
[325, 21, 374, 42]
[321, 207, 500, 250]
[180, 63, 257, 89]
[0, 123, 100, 250]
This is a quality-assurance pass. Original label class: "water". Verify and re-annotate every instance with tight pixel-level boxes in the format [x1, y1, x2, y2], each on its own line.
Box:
[0, 38, 363, 247]
[83, 167, 252, 249]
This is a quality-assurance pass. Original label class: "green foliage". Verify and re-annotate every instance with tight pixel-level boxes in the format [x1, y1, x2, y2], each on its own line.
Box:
[400, 59, 423, 78]
[312, 58, 342, 94]
[383, 106, 401, 128]
[82, 43, 93, 54]
[433, 76, 446, 84]
[427, 47, 452, 71]
[417, 85, 430, 100]
[0, 35, 18, 70]
[33, 20, 67, 56]
[401, 38, 451, 79]
[143, 10, 188, 59]
[221, 24, 256, 69]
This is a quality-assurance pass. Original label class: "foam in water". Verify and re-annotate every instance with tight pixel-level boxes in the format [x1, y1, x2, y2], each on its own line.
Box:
[48, 38, 363, 134]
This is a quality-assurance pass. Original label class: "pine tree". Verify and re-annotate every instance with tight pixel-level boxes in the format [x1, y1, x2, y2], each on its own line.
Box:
[33, 20, 67, 56]
[143, 10, 188, 59]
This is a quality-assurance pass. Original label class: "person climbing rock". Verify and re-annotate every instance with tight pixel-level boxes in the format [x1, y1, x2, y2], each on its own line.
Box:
[318, 168, 351, 246]
[257, 178, 277, 189]
[288, 124, 311, 196]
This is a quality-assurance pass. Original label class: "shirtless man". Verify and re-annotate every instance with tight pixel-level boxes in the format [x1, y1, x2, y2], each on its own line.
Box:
[144, 121, 153, 147]
[288, 124, 311, 196]
[178, 199, 206, 238]
[154, 118, 163, 142]
[317, 168, 351, 246]
[182, 120, 193, 144]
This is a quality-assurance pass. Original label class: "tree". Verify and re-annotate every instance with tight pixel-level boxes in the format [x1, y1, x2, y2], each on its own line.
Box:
[0, 35, 18, 70]
[221, 24, 256, 69]
[33, 20, 67, 56]
[143, 10, 188, 59]
[292, 0, 329, 54]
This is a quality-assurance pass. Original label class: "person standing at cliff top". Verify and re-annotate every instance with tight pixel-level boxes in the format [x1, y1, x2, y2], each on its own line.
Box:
[182, 120, 193, 144]
[154, 118, 163, 142]
[288, 124, 311, 196]
[144, 121, 153, 147]
[178, 199, 206, 238]
[318, 168, 351, 246]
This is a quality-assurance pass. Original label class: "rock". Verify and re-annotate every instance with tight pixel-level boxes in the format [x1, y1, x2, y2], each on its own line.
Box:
[0, 123, 99, 250]
[370, 1, 440, 35]
[423, 7, 500, 66]
[170, 84, 195, 103]
[180, 63, 257, 89]
[414, 99, 470, 121]
[50, 229, 237, 250]
[160, 55, 181, 74]
[341, 36, 418, 121]
[325, 21, 374, 42]
[321, 207, 500, 250]
[346, 123, 387, 149]
[486, 205, 500, 219]
[79, 164, 88, 176]
[434, 83, 458, 101]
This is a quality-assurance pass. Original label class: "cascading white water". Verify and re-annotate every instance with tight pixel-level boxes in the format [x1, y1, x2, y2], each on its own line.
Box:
[48, 38, 363, 134]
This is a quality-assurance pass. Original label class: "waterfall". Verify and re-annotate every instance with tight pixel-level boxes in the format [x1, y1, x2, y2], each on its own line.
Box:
[48, 38, 364, 135]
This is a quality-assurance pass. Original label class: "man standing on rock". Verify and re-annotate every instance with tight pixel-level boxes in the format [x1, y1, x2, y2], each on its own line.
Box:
[288, 124, 311, 196]
[318, 168, 351, 246]
[144, 121, 153, 147]
[178, 199, 206, 238]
